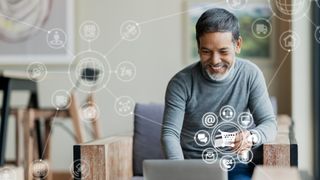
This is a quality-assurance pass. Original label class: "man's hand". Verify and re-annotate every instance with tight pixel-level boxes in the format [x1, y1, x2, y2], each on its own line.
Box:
[232, 131, 253, 154]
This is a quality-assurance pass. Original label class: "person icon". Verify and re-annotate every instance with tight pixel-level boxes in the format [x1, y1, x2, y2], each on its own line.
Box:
[50, 31, 63, 46]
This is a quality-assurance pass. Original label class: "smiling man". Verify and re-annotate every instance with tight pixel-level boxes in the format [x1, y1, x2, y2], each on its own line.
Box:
[161, 8, 277, 180]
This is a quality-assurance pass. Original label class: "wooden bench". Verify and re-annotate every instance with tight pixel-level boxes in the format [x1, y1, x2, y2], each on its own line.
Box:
[73, 115, 298, 180]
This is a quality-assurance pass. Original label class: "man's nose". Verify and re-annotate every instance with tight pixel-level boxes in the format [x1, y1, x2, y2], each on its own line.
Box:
[210, 53, 221, 65]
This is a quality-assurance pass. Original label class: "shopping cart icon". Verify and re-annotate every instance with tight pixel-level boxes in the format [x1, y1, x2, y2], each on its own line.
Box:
[218, 130, 236, 147]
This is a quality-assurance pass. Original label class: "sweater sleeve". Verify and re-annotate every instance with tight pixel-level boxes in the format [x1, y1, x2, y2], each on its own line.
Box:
[161, 76, 188, 160]
[248, 68, 277, 146]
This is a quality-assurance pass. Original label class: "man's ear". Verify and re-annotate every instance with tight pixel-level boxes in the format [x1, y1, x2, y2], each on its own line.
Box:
[235, 36, 242, 54]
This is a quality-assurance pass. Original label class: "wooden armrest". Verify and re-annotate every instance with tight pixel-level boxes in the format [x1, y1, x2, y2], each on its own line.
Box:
[73, 136, 133, 180]
[263, 115, 298, 166]
[252, 166, 301, 180]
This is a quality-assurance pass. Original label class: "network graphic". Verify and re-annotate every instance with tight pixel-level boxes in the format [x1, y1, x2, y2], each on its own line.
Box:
[195, 105, 260, 171]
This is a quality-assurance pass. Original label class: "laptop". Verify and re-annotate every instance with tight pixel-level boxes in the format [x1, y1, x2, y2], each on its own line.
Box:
[143, 160, 227, 180]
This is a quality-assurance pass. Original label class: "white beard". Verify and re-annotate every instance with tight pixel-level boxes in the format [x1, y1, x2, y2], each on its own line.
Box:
[206, 59, 236, 81]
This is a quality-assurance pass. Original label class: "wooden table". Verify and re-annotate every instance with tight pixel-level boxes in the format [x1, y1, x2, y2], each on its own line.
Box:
[0, 70, 41, 166]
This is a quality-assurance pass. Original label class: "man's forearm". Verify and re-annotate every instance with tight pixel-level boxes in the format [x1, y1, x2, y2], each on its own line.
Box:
[161, 132, 184, 159]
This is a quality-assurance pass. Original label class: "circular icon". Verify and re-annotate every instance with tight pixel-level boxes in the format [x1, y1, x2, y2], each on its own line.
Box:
[0, 167, 16, 180]
[115, 61, 137, 82]
[248, 129, 261, 146]
[81, 102, 100, 123]
[120, 20, 141, 41]
[70, 159, 90, 179]
[194, 130, 211, 146]
[202, 112, 218, 128]
[251, 18, 272, 39]
[268, 0, 311, 22]
[226, 0, 248, 10]
[114, 96, 135, 116]
[51, 90, 71, 110]
[202, 148, 218, 164]
[211, 122, 244, 155]
[219, 105, 236, 121]
[315, 26, 320, 44]
[237, 149, 253, 164]
[30, 160, 49, 179]
[280, 30, 300, 52]
[237, 112, 253, 128]
[79, 20, 100, 42]
[69, 50, 111, 93]
[219, 155, 236, 171]
[26, 62, 48, 82]
[47, 28, 67, 49]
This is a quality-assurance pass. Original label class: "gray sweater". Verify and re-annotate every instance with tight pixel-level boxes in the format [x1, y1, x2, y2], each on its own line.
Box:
[161, 58, 277, 159]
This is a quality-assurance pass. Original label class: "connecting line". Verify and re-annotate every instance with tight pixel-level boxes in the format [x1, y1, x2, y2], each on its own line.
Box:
[267, 14, 274, 22]
[64, 46, 76, 59]
[266, 52, 290, 89]
[105, 87, 118, 99]
[304, 14, 318, 28]
[138, 0, 225, 25]
[46, 71, 70, 74]
[250, 51, 290, 115]
[134, 113, 196, 140]
[104, 38, 124, 57]
[0, 12, 49, 33]
[40, 109, 59, 160]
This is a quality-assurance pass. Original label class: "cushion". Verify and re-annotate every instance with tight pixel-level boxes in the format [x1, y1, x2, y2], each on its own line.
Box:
[133, 103, 165, 176]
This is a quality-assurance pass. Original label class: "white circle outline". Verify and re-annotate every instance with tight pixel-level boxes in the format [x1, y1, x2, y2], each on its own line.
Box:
[211, 122, 244, 155]
[80, 102, 100, 123]
[226, 0, 248, 10]
[249, 129, 262, 146]
[0, 167, 17, 180]
[51, 90, 71, 110]
[115, 61, 137, 82]
[279, 30, 300, 52]
[202, 112, 218, 128]
[251, 18, 272, 39]
[267, 0, 311, 22]
[79, 20, 100, 42]
[219, 155, 236, 172]
[120, 20, 141, 41]
[219, 105, 236, 122]
[114, 96, 135, 116]
[26, 62, 48, 82]
[237, 112, 254, 128]
[237, 149, 254, 164]
[68, 50, 111, 93]
[194, 130, 211, 147]
[70, 159, 90, 179]
[201, 148, 218, 164]
[47, 28, 67, 49]
[30, 159, 50, 179]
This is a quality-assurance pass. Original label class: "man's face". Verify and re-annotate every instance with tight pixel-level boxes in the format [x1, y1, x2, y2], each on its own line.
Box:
[198, 32, 242, 79]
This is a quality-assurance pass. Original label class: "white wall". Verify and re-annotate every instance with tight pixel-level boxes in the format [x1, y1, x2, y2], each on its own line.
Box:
[2, 0, 184, 171]
[292, 2, 314, 175]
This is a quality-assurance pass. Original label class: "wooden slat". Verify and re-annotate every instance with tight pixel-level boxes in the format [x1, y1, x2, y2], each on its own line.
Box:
[252, 166, 301, 180]
[74, 136, 133, 180]
[262, 115, 296, 166]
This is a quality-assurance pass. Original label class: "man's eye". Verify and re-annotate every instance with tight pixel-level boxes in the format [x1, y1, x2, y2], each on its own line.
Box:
[220, 51, 229, 55]
[202, 50, 210, 54]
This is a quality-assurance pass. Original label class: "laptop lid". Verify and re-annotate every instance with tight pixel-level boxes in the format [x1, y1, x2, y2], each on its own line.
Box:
[143, 160, 227, 180]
